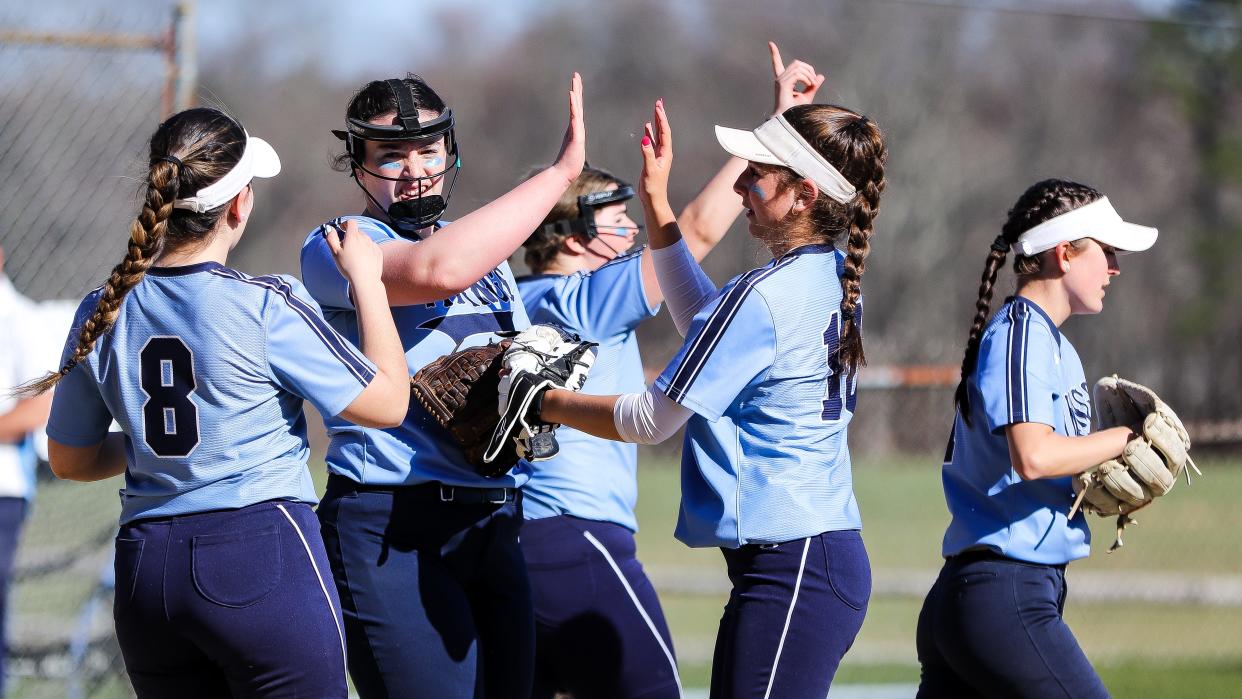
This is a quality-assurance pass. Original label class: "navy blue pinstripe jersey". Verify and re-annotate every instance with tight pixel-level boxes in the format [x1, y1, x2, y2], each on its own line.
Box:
[654, 244, 862, 548]
[940, 296, 1093, 564]
[45, 262, 375, 524]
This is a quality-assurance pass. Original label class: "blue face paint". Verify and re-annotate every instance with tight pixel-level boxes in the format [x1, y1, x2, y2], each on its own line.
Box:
[378, 160, 403, 172]
[749, 183, 767, 200]
[422, 156, 445, 170]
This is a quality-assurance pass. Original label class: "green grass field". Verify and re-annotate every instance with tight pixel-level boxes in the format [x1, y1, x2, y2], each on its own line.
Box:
[634, 453, 1242, 695]
[10, 455, 1241, 697]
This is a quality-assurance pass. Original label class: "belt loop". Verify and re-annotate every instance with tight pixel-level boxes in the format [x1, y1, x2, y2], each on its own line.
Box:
[439, 485, 455, 502]
[489, 489, 510, 504]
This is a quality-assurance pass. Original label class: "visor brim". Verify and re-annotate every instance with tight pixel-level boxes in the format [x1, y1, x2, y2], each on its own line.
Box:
[714, 125, 783, 166]
[249, 137, 282, 178]
[1095, 221, 1157, 254]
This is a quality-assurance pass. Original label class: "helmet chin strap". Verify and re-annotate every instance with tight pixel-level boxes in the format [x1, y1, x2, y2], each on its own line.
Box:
[351, 163, 459, 238]
[584, 232, 630, 261]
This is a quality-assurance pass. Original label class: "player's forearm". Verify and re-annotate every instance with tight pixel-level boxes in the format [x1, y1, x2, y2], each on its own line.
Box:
[649, 240, 718, 337]
[0, 393, 52, 442]
[385, 167, 574, 302]
[48, 433, 127, 482]
[541, 389, 624, 441]
[637, 191, 690, 308]
[677, 157, 746, 261]
[640, 189, 682, 251]
[1006, 423, 1135, 480]
[347, 280, 409, 427]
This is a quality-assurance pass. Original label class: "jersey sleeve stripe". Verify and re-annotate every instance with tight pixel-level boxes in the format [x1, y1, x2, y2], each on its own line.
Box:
[1005, 301, 1030, 424]
[209, 269, 376, 385]
[664, 261, 782, 402]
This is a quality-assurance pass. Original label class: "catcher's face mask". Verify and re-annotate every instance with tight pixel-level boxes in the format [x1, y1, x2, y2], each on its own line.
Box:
[543, 185, 644, 260]
[334, 79, 461, 238]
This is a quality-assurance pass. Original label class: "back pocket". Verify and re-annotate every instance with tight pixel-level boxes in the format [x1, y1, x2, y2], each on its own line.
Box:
[113, 537, 144, 618]
[823, 532, 872, 611]
[192, 526, 282, 608]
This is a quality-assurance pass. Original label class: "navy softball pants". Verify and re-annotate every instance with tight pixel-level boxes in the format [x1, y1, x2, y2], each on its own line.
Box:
[0, 497, 26, 697]
[317, 476, 533, 699]
[711, 529, 871, 699]
[915, 552, 1111, 698]
[113, 500, 348, 698]
[521, 515, 681, 699]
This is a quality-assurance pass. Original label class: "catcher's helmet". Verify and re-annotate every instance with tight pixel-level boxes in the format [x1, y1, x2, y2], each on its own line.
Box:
[335, 78, 461, 237]
[541, 184, 644, 240]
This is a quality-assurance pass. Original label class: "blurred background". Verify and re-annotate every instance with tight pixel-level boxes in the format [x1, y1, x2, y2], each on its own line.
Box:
[1, 0, 1239, 696]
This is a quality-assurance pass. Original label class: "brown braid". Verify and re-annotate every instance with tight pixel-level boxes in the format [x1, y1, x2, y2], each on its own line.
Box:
[777, 105, 888, 374]
[16, 108, 246, 396]
[953, 179, 1103, 423]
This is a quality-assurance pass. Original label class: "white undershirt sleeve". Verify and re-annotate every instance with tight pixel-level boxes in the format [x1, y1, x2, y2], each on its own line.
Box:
[612, 385, 694, 445]
[650, 240, 719, 337]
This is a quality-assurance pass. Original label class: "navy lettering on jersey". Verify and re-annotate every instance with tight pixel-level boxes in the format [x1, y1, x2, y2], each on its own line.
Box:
[1067, 381, 1091, 436]
[425, 270, 514, 310]
[417, 311, 516, 346]
[942, 424, 956, 464]
[139, 336, 200, 457]
[821, 302, 861, 422]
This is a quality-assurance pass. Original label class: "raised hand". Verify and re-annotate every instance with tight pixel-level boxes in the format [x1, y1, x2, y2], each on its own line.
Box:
[769, 41, 825, 117]
[551, 72, 586, 184]
[324, 219, 384, 287]
[638, 99, 673, 207]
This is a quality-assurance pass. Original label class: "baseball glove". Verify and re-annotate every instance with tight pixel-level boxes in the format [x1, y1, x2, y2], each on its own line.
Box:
[484, 325, 598, 466]
[410, 341, 521, 478]
[1069, 375, 1200, 551]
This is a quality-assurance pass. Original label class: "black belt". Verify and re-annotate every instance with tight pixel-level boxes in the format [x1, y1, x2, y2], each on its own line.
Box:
[326, 474, 516, 505]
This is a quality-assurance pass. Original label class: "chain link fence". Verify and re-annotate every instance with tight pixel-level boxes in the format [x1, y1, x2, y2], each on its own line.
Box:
[1, 5, 193, 697]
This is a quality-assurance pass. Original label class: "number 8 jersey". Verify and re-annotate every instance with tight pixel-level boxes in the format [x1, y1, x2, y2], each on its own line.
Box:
[46, 262, 377, 524]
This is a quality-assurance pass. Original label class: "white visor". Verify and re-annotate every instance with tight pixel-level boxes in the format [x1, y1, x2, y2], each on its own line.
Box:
[1015, 197, 1157, 256]
[715, 114, 857, 204]
[172, 132, 281, 213]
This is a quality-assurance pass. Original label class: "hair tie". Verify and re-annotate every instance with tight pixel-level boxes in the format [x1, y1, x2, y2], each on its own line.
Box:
[156, 155, 184, 170]
[990, 236, 1010, 253]
[842, 307, 855, 321]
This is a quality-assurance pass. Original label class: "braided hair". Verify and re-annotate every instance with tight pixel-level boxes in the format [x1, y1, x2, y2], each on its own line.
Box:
[19, 108, 246, 396]
[773, 104, 887, 374]
[953, 178, 1103, 423]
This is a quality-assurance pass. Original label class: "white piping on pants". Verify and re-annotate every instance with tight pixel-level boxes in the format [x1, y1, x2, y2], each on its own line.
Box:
[582, 530, 684, 697]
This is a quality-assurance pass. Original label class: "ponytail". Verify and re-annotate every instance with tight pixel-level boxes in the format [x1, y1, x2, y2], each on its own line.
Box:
[779, 105, 888, 375]
[16, 108, 246, 396]
[953, 178, 1103, 423]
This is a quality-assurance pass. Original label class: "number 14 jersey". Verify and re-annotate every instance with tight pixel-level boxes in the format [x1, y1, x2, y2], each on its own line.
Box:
[46, 262, 376, 525]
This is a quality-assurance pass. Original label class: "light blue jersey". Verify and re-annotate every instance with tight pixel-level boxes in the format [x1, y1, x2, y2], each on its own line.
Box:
[300, 215, 532, 487]
[941, 296, 1093, 564]
[654, 244, 861, 549]
[45, 262, 376, 525]
[517, 250, 660, 531]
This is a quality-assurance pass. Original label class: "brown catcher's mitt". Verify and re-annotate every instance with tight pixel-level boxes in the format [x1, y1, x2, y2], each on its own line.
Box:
[1069, 375, 1201, 551]
[410, 341, 520, 478]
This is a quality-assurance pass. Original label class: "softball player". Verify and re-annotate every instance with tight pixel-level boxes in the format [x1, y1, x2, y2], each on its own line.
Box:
[530, 95, 887, 697]
[24, 107, 410, 697]
[915, 179, 1157, 699]
[299, 73, 585, 697]
[0, 247, 51, 696]
[517, 43, 825, 699]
